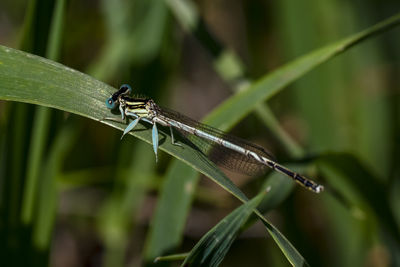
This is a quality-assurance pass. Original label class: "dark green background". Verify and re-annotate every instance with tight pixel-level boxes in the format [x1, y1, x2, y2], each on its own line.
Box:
[0, 0, 399, 266]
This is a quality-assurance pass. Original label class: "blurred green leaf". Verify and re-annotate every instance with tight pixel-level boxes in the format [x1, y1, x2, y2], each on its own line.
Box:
[165, 0, 198, 30]
[182, 191, 268, 267]
[262, 219, 311, 267]
[33, 118, 80, 249]
[203, 12, 400, 131]
[258, 169, 297, 212]
[21, 105, 51, 224]
[317, 153, 400, 241]
[144, 160, 199, 263]
[99, 142, 155, 267]
[21, 0, 66, 225]
[155, 252, 188, 263]
[88, 0, 169, 80]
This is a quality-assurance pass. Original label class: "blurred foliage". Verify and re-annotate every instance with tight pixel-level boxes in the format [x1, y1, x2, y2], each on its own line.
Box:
[0, 0, 400, 267]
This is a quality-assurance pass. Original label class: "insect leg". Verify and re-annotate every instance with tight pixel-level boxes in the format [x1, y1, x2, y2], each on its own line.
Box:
[169, 127, 182, 147]
[152, 123, 159, 162]
[121, 117, 140, 140]
[119, 105, 126, 120]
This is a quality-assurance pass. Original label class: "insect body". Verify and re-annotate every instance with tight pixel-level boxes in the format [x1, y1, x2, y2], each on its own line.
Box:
[105, 84, 324, 193]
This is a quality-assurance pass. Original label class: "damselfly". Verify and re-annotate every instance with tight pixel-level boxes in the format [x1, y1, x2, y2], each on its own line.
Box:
[104, 84, 324, 193]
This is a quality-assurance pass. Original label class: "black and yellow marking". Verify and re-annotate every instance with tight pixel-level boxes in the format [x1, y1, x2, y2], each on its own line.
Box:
[123, 97, 151, 118]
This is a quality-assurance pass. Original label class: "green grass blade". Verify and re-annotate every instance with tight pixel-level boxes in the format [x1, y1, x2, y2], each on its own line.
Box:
[155, 252, 188, 263]
[203, 12, 400, 130]
[144, 161, 199, 264]
[88, 0, 168, 80]
[182, 191, 267, 267]
[46, 0, 66, 61]
[33, 118, 80, 249]
[261, 218, 310, 267]
[258, 169, 297, 212]
[21, 106, 51, 224]
[8, 103, 30, 227]
[317, 153, 400, 241]
[21, 0, 66, 225]
[99, 142, 155, 267]
[254, 104, 304, 158]
[0, 106, 7, 209]
[164, 0, 198, 31]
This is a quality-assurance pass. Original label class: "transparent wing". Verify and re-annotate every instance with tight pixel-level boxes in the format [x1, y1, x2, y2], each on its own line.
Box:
[159, 107, 275, 176]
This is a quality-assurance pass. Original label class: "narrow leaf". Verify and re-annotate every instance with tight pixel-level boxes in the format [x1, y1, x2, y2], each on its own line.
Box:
[182, 191, 267, 267]
[317, 153, 400, 241]
[144, 160, 199, 263]
[203, 13, 400, 130]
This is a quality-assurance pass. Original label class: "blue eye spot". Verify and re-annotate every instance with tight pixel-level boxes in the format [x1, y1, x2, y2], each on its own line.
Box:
[120, 84, 132, 95]
[106, 97, 116, 109]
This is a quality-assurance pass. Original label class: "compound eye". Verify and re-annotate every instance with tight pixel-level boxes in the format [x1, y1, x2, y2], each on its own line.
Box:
[119, 84, 132, 95]
[106, 97, 116, 109]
